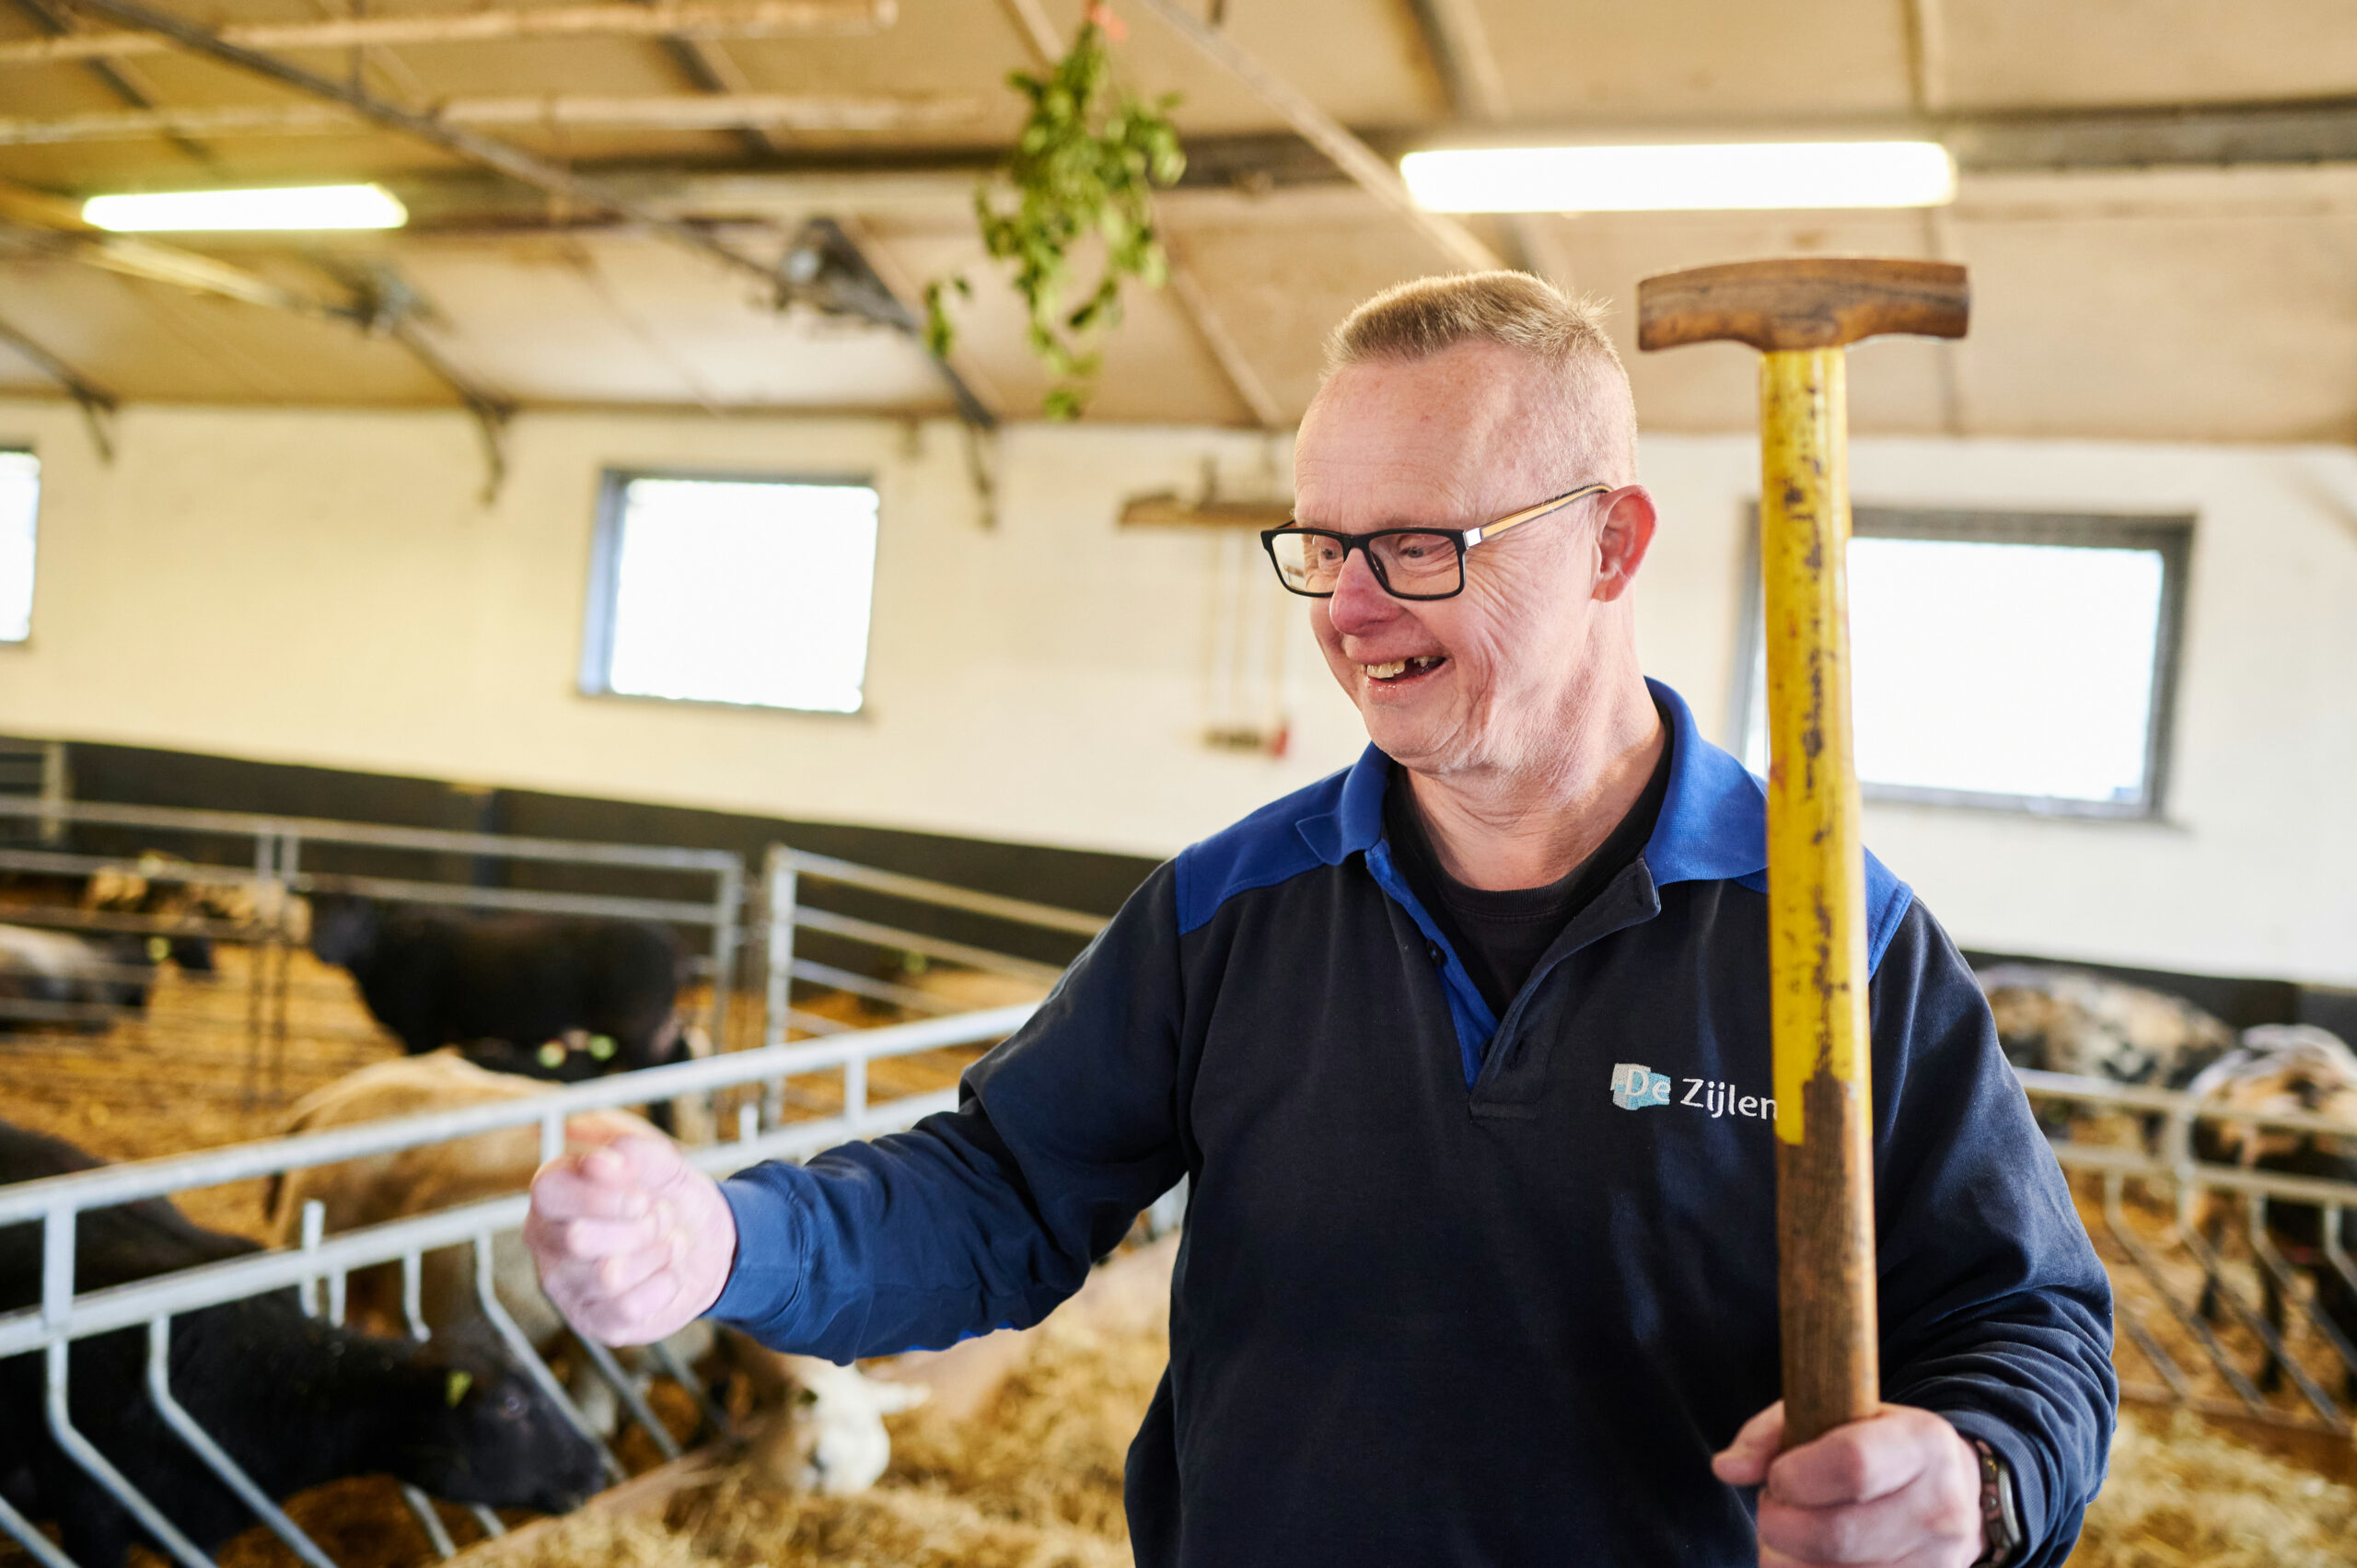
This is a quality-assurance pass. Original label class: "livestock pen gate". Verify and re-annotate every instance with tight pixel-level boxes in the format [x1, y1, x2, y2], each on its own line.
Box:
[0, 799, 1127, 1568]
[0, 794, 748, 1109]
[2017, 1069, 2357, 1436]
[0, 1005, 1037, 1568]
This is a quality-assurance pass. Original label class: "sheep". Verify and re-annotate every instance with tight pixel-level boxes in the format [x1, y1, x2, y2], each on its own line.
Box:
[2188, 1025, 2357, 1400]
[0, 1120, 605, 1568]
[1979, 964, 2237, 1090]
[265, 1051, 925, 1493]
[306, 894, 688, 1088]
[80, 850, 247, 975]
[0, 923, 162, 1032]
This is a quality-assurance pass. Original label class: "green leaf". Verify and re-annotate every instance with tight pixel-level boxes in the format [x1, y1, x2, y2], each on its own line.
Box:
[921, 13, 1183, 418]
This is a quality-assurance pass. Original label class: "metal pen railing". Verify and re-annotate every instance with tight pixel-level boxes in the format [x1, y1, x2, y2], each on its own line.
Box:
[0, 795, 746, 1100]
[758, 845, 1099, 1025]
[2014, 1064, 2357, 1434]
[0, 1004, 1036, 1568]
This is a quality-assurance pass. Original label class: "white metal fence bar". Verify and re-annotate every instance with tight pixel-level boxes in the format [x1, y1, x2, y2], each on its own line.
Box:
[0, 795, 742, 873]
[2016, 1063, 2357, 1434]
[787, 906, 1068, 988]
[0, 1010, 1021, 1353]
[0, 1006, 1025, 1228]
[774, 849, 1109, 938]
[43, 1340, 213, 1568]
[145, 1317, 342, 1568]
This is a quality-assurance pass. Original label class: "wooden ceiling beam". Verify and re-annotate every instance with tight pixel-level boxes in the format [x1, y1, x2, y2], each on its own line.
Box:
[0, 177, 519, 479]
[0, 0, 890, 65]
[45, 0, 997, 425]
[0, 92, 982, 145]
[1125, 0, 1503, 273]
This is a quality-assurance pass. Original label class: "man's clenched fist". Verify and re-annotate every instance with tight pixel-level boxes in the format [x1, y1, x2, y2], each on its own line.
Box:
[525, 1132, 737, 1345]
[1712, 1401, 1987, 1568]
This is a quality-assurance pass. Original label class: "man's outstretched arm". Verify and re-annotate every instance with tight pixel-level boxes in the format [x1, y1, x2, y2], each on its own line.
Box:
[526, 865, 1190, 1354]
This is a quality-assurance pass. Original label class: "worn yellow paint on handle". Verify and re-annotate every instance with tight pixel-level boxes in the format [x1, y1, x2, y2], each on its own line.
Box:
[1759, 349, 1872, 1148]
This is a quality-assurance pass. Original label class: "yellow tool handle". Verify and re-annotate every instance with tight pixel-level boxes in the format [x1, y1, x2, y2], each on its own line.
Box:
[1759, 347, 1880, 1447]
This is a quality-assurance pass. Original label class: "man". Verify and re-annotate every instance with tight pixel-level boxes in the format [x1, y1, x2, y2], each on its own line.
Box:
[527, 273, 2115, 1567]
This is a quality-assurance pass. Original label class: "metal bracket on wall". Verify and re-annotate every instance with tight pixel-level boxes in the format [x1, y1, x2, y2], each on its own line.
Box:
[338, 260, 519, 503]
[0, 311, 117, 461]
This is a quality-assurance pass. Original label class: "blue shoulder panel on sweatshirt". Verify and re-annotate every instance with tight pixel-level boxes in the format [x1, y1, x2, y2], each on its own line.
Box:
[1644, 679, 1915, 973]
[1174, 766, 1353, 936]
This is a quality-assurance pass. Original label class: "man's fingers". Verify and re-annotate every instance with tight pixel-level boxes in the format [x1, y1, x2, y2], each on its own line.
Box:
[1758, 1475, 1945, 1565]
[1711, 1400, 1786, 1487]
[529, 1152, 653, 1222]
[1766, 1413, 1937, 1508]
[536, 1212, 663, 1261]
[596, 1253, 698, 1339]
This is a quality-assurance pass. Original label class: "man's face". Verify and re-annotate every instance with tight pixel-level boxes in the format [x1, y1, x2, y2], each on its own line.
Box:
[1292, 342, 1638, 781]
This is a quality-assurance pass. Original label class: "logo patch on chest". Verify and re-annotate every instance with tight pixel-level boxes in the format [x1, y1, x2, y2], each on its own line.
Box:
[1608, 1062, 1673, 1109]
[1609, 1063, 1774, 1121]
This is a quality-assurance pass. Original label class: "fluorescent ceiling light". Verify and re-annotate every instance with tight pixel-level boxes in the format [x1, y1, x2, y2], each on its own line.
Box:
[1399, 142, 1956, 213]
[81, 183, 407, 232]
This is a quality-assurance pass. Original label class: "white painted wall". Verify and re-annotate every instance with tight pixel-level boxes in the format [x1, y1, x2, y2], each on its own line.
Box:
[0, 399, 2351, 986]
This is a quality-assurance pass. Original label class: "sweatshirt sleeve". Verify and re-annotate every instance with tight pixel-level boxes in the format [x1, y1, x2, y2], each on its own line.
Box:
[703, 863, 1189, 1361]
[1869, 899, 2118, 1568]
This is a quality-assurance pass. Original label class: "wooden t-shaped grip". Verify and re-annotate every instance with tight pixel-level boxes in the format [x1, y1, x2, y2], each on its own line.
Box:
[1636, 257, 1968, 353]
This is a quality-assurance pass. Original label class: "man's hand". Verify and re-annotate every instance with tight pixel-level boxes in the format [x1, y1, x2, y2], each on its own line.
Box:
[524, 1133, 737, 1345]
[1712, 1401, 1985, 1568]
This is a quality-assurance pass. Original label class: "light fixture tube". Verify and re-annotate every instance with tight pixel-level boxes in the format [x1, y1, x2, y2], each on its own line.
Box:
[1399, 142, 1957, 213]
[81, 183, 408, 232]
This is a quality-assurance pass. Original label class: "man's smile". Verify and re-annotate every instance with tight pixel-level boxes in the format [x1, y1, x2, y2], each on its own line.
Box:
[1360, 654, 1447, 685]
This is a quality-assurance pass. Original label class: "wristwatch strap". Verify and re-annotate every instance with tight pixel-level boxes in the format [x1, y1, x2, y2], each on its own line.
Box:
[1968, 1437, 2024, 1568]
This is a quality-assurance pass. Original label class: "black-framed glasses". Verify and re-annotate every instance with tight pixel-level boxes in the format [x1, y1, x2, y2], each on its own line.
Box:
[1260, 483, 1610, 600]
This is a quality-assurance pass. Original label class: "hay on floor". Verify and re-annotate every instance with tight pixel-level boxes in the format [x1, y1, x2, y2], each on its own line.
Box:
[2067, 1407, 2357, 1567]
[490, 1264, 1168, 1568]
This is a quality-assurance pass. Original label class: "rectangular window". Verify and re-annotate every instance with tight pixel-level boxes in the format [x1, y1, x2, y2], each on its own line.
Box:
[1734, 509, 2190, 817]
[581, 471, 879, 714]
[0, 450, 37, 644]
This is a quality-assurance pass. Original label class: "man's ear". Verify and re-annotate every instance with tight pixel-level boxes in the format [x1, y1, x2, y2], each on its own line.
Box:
[1592, 486, 1658, 602]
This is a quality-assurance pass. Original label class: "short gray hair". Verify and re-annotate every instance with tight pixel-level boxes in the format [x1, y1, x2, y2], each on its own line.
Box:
[1325, 271, 1638, 484]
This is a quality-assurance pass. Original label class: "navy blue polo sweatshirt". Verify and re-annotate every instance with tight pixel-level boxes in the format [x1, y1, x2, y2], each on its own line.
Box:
[710, 679, 2117, 1567]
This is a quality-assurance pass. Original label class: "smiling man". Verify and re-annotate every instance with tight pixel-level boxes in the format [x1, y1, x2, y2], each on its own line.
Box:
[526, 273, 2115, 1568]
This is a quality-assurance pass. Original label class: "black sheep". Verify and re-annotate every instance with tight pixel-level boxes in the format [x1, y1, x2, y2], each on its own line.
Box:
[307, 895, 687, 1083]
[0, 1121, 606, 1568]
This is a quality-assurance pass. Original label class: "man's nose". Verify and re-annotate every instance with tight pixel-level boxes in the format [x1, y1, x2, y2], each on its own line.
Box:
[1325, 549, 1396, 635]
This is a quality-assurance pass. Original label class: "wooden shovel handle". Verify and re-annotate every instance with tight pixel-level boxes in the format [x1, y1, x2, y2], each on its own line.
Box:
[1760, 348, 1881, 1446]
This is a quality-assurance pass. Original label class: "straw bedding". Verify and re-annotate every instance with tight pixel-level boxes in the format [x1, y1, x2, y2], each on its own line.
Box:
[493, 1301, 1166, 1568]
[2064, 1407, 2357, 1567]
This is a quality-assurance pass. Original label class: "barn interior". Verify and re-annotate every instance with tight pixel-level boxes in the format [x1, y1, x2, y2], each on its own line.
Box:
[3, 0, 2357, 1563]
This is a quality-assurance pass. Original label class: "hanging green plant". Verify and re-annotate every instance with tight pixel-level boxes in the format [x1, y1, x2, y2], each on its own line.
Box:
[924, 6, 1185, 421]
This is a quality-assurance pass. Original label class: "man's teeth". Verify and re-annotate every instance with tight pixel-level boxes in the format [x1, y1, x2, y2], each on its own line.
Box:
[1363, 656, 1441, 680]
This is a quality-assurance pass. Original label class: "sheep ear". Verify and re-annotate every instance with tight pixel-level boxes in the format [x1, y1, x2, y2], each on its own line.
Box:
[445, 1370, 473, 1408]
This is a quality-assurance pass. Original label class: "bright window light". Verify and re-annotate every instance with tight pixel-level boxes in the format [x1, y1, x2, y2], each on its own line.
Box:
[1740, 519, 2185, 812]
[587, 475, 879, 714]
[1400, 142, 1956, 213]
[0, 452, 36, 643]
[81, 183, 407, 232]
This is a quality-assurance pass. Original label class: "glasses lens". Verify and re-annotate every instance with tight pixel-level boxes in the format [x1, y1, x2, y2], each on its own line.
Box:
[1268, 529, 1348, 594]
[1369, 532, 1463, 596]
